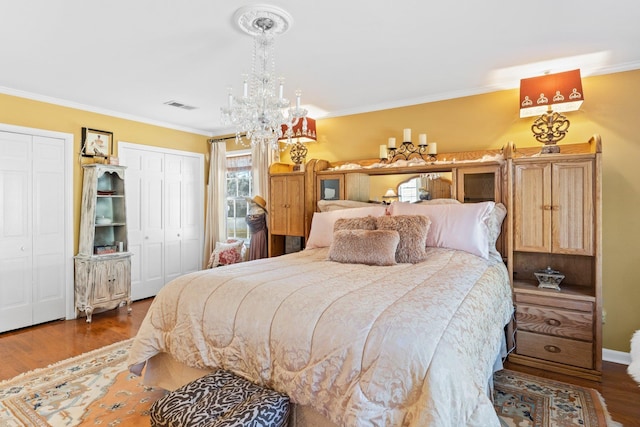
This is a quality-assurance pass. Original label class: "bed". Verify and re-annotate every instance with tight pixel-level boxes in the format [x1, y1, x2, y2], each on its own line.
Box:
[128, 201, 514, 427]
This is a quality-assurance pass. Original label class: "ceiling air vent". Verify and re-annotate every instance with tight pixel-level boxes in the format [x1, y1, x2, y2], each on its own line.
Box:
[164, 100, 198, 111]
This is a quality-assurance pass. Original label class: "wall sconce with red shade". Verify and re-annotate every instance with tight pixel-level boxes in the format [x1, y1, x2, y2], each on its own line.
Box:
[520, 69, 584, 153]
[279, 118, 316, 169]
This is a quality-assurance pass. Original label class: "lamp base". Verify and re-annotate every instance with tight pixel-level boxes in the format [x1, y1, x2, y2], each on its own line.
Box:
[532, 110, 569, 153]
[541, 144, 560, 154]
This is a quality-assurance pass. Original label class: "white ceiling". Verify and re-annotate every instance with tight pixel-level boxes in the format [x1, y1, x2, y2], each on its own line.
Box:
[2, 1, 639, 136]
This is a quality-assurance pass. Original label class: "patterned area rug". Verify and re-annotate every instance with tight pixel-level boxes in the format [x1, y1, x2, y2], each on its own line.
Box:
[494, 369, 620, 427]
[0, 339, 164, 426]
[0, 339, 619, 426]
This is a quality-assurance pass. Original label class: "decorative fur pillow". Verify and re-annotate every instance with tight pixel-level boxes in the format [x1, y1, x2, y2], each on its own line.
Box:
[328, 229, 400, 266]
[376, 215, 431, 264]
[334, 215, 378, 232]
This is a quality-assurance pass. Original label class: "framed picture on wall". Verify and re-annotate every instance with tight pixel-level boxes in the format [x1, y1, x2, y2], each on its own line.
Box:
[81, 128, 112, 157]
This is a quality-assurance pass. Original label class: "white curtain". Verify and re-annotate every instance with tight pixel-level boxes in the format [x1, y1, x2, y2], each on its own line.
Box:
[251, 142, 278, 203]
[203, 140, 227, 268]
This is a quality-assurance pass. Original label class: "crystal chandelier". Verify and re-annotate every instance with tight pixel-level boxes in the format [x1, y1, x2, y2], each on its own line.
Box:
[221, 5, 308, 151]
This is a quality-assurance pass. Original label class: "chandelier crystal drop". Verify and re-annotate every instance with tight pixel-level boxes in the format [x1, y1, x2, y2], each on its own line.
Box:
[221, 5, 307, 151]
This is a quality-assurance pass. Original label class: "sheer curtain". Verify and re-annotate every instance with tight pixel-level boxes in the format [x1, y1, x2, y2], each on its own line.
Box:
[251, 142, 278, 204]
[203, 140, 227, 268]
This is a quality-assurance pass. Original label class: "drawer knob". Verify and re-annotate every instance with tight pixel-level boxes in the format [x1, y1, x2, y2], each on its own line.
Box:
[546, 318, 561, 327]
[544, 345, 561, 353]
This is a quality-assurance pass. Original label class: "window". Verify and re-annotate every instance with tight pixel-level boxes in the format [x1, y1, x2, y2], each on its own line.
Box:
[226, 151, 252, 241]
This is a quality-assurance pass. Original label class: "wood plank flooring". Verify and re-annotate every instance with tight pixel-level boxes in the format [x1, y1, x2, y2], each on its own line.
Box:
[1, 298, 638, 425]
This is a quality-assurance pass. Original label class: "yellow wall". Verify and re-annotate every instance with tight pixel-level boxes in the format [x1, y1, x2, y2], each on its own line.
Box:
[2, 69, 639, 352]
[0, 93, 209, 255]
[295, 69, 640, 353]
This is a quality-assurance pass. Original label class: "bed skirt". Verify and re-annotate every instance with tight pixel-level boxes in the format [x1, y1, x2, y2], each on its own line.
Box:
[143, 353, 339, 427]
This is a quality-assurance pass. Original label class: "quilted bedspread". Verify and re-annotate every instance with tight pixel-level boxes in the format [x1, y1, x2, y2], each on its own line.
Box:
[128, 247, 513, 427]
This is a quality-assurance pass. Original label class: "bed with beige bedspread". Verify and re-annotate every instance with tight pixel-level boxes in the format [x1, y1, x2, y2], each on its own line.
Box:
[128, 244, 513, 427]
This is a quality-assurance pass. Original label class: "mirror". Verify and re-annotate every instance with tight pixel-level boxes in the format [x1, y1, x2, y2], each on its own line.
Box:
[397, 173, 453, 202]
[367, 173, 453, 203]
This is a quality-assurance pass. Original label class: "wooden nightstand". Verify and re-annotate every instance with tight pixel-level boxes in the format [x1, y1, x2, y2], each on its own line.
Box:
[511, 281, 598, 379]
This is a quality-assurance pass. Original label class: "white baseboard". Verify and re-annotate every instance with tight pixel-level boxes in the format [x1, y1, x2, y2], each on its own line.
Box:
[603, 348, 631, 365]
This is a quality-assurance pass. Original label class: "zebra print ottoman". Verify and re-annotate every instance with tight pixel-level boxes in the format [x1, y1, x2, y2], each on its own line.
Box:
[150, 370, 290, 427]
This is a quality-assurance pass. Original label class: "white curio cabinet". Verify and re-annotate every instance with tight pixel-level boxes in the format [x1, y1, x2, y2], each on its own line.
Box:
[74, 164, 132, 322]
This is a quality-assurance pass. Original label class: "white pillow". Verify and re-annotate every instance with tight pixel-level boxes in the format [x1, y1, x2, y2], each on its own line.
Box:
[486, 203, 507, 262]
[317, 199, 381, 212]
[388, 201, 495, 259]
[306, 206, 388, 249]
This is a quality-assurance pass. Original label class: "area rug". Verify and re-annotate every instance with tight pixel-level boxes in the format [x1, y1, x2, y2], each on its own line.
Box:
[0, 339, 619, 427]
[494, 369, 620, 427]
[0, 339, 164, 426]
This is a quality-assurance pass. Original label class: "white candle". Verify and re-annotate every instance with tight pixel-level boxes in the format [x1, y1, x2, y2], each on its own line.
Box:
[388, 137, 396, 149]
[295, 90, 302, 109]
[403, 128, 411, 142]
[419, 133, 427, 146]
[428, 142, 438, 155]
[379, 144, 387, 159]
[242, 77, 248, 98]
[278, 78, 284, 99]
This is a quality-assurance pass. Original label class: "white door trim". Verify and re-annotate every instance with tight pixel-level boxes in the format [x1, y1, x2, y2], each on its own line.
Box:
[0, 123, 75, 320]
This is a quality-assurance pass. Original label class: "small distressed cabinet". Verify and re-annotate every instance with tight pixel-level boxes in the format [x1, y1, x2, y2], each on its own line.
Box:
[507, 135, 603, 381]
[75, 164, 132, 322]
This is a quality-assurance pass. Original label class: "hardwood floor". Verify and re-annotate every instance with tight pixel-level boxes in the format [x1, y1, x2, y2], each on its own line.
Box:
[1, 298, 639, 426]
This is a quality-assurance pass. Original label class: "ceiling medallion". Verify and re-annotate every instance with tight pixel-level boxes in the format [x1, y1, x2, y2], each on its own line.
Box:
[233, 5, 293, 37]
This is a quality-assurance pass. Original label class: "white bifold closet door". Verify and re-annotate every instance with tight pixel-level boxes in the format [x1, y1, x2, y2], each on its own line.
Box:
[0, 131, 67, 332]
[119, 143, 203, 301]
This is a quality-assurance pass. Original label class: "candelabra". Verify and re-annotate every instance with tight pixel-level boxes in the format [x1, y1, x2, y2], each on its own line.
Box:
[387, 141, 429, 161]
[380, 131, 438, 163]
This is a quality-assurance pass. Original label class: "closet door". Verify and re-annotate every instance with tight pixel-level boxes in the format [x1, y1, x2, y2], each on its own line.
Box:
[180, 155, 202, 274]
[120, 143, 203, 300]
[164, 155, 201, 284]
[0, 131, 33, 331]
[141, 153, 165, 296]
[123, 149, 165, 300]
[31, 136, 66, 323]
[0, 131, 66, 332]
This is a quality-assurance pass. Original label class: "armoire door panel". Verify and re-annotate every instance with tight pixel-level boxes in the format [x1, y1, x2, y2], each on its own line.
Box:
[551, 161, 594, 255]
[514, 163, 551, 252]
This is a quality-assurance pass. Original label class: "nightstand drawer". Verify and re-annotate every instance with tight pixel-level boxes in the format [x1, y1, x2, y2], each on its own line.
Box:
[514, 292, 593, 313]
[515, 304, 593, 341]
[516, 330, 593, 369]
